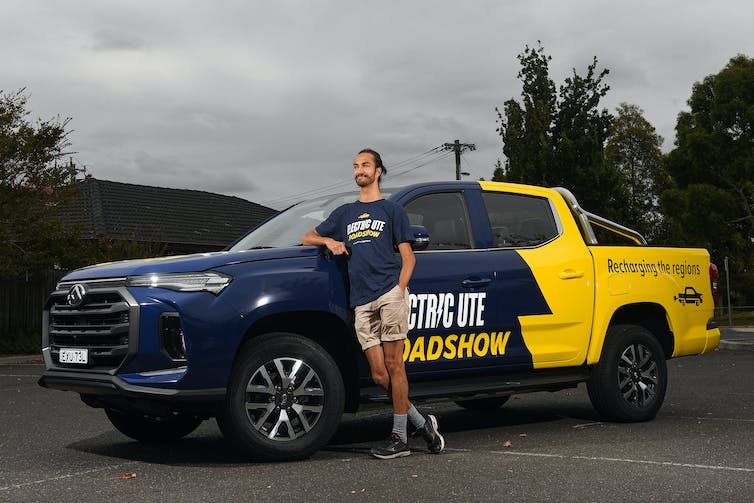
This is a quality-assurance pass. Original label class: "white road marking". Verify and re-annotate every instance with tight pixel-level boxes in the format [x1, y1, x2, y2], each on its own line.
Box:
[678, 416, 754, 423]
[0, 463, 137, 491]
[495, 451, 754, 473]
[572, 422, 604, 429]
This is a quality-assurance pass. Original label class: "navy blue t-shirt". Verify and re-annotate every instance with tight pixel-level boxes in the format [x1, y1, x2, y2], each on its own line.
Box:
[316, 199, 413, 307]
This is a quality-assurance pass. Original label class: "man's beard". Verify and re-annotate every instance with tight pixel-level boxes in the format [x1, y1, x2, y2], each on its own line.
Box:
[355, 174, 374, 187]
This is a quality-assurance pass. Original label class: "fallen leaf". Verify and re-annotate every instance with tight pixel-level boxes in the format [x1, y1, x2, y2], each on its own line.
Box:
[119, 473, 136, 480]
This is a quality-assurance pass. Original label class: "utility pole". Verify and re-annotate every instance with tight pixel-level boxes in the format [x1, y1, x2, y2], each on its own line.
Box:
[442, 139, 476, 180]
[724, 256, 732, 327]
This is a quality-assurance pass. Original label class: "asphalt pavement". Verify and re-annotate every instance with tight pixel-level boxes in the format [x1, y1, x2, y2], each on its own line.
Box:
[2, 348, 752, 502]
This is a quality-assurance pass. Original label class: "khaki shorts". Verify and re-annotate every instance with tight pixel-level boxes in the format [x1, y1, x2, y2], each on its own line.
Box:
[354, 284, 410, 351]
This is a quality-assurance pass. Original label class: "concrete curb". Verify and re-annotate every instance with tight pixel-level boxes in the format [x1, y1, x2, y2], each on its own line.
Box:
[718, 326, 754, 351]
[718, 339, 754, 351]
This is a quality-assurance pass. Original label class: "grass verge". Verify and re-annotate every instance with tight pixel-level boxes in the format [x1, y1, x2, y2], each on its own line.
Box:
[713, 310, 754, 326]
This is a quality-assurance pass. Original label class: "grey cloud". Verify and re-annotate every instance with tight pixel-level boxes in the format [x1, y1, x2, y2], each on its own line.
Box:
[5, 0, 753, 207]
[90, 29, 147, 52]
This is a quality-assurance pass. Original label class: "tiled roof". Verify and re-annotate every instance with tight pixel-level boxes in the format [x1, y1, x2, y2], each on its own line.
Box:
[62, 177, 277, 248]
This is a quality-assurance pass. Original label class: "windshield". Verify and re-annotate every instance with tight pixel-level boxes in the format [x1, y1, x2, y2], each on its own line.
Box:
[229, 190, 393, 249]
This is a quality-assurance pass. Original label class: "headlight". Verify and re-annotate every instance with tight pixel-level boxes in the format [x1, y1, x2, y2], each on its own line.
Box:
[126, 271, 232, 294]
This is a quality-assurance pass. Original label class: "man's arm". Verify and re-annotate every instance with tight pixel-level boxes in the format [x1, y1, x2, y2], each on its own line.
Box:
[302, 229, 348, 255]
[397, 242, 415, 291]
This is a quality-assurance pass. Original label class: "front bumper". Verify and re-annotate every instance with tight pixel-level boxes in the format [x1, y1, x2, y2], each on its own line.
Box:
[38, 369, 225, 401]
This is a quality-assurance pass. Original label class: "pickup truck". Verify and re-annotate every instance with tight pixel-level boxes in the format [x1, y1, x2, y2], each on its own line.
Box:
[38, 181, 720, 460]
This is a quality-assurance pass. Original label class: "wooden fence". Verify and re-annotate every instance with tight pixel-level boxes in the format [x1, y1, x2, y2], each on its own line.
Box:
[0, 271, 62, 354]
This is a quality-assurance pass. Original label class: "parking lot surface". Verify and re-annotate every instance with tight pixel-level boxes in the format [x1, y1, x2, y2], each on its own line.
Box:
[1, 348, 752, 502]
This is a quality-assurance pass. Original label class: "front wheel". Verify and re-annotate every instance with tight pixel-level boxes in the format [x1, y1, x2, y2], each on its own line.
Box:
[587, 324, 667, 422]
[105, 409, 203, 442]
[218, 332, 345, 461]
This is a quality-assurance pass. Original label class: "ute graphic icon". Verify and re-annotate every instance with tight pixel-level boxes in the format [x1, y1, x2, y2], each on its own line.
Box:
[674, 286, 703, 306]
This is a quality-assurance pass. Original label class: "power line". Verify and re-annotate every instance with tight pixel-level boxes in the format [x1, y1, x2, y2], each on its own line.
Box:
[261, 147, 443, 206]
[260, 146, 447, 207]
[389, 150, 455, 179]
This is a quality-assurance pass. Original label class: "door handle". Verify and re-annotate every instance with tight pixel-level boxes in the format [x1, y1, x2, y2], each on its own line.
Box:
[558, 269, 584, 279]
[461, 277, 492, 288]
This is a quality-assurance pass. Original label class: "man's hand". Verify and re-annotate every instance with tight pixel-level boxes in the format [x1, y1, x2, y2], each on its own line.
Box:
[325, 238, 348, 255]
[302, 229, 348, 255]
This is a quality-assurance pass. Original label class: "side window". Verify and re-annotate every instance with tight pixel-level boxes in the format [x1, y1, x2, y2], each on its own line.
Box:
[481, 192, 559, 247]
[405, 192, 472, 250]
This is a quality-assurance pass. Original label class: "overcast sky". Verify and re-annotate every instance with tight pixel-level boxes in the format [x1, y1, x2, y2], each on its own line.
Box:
[4, 1, 753, 209]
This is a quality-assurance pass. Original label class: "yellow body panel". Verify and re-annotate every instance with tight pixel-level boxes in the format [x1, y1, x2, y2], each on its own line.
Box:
[514, 190, 596, 369]
[588, 247, 719, 363]
[479, 180, 719, 367]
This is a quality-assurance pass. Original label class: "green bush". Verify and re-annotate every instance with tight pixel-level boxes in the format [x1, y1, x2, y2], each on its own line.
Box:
[0, 332, 41, 356]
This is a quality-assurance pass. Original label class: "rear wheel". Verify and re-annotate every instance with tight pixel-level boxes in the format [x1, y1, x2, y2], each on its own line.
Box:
[587, 324, 667, 422]
[218, 332, 344, 461]
[105, 409, 203, 442]
[455, 396, 510, 411]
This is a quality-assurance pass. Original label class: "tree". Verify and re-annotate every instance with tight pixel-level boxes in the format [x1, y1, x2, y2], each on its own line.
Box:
[496, 43, 556, 186]
[604, 103, 665, 240]
[662, 54, 754, 304]
[491, 159, 505, 182]
[552, 57, 616, 216]
[495, 44, 619, 217]
[0, 89, 82, 277]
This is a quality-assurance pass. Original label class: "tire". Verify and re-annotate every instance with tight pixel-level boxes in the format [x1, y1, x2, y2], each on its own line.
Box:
[587, 324, 668, 422]
[105, 408, 203, 442]
[219, 332, 345, 461]
[455, 396, 510, 411]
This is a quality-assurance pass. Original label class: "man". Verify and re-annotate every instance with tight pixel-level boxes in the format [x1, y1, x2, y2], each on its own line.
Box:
[302, 148, 445, 459]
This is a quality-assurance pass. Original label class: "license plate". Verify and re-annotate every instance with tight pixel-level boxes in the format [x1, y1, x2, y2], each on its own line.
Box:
[59, 348, 88, 364]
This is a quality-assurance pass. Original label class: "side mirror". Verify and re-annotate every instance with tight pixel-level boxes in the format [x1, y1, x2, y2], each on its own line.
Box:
[410, 225, 430, 251]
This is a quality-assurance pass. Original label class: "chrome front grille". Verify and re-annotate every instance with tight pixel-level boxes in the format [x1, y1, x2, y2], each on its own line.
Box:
[47, 287, 133, 369]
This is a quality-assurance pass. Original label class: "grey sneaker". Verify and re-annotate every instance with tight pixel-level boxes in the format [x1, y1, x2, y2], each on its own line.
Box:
[418, 414, 445, 453]
[370, 433, 411, 459]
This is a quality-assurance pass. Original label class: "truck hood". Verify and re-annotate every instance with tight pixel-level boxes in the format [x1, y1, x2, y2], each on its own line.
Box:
[61, 247, 318, 281]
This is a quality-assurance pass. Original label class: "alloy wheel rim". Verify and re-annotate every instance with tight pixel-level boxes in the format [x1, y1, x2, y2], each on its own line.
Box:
[618, 343, 658, 408]
[244, 357, 324, 441]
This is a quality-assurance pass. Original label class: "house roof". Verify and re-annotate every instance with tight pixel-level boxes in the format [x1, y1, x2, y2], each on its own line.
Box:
[62, 177, 277, 248]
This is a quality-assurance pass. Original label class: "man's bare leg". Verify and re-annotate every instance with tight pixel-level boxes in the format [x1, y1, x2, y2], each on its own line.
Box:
[375, 341, 445, 455]
[381, 340, 410, 414]
[365, 340, 414, 459]
[364, 345, 390, 395]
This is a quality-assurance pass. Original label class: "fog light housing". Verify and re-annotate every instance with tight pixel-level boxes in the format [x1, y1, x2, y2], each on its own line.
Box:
[160, 313, 186, 361]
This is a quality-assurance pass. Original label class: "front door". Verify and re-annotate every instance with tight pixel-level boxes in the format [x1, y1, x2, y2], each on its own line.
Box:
[401, 190, 505, 375]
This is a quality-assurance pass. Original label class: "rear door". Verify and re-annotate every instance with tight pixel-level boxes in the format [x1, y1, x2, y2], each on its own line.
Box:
[479, 184, 595, 368]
